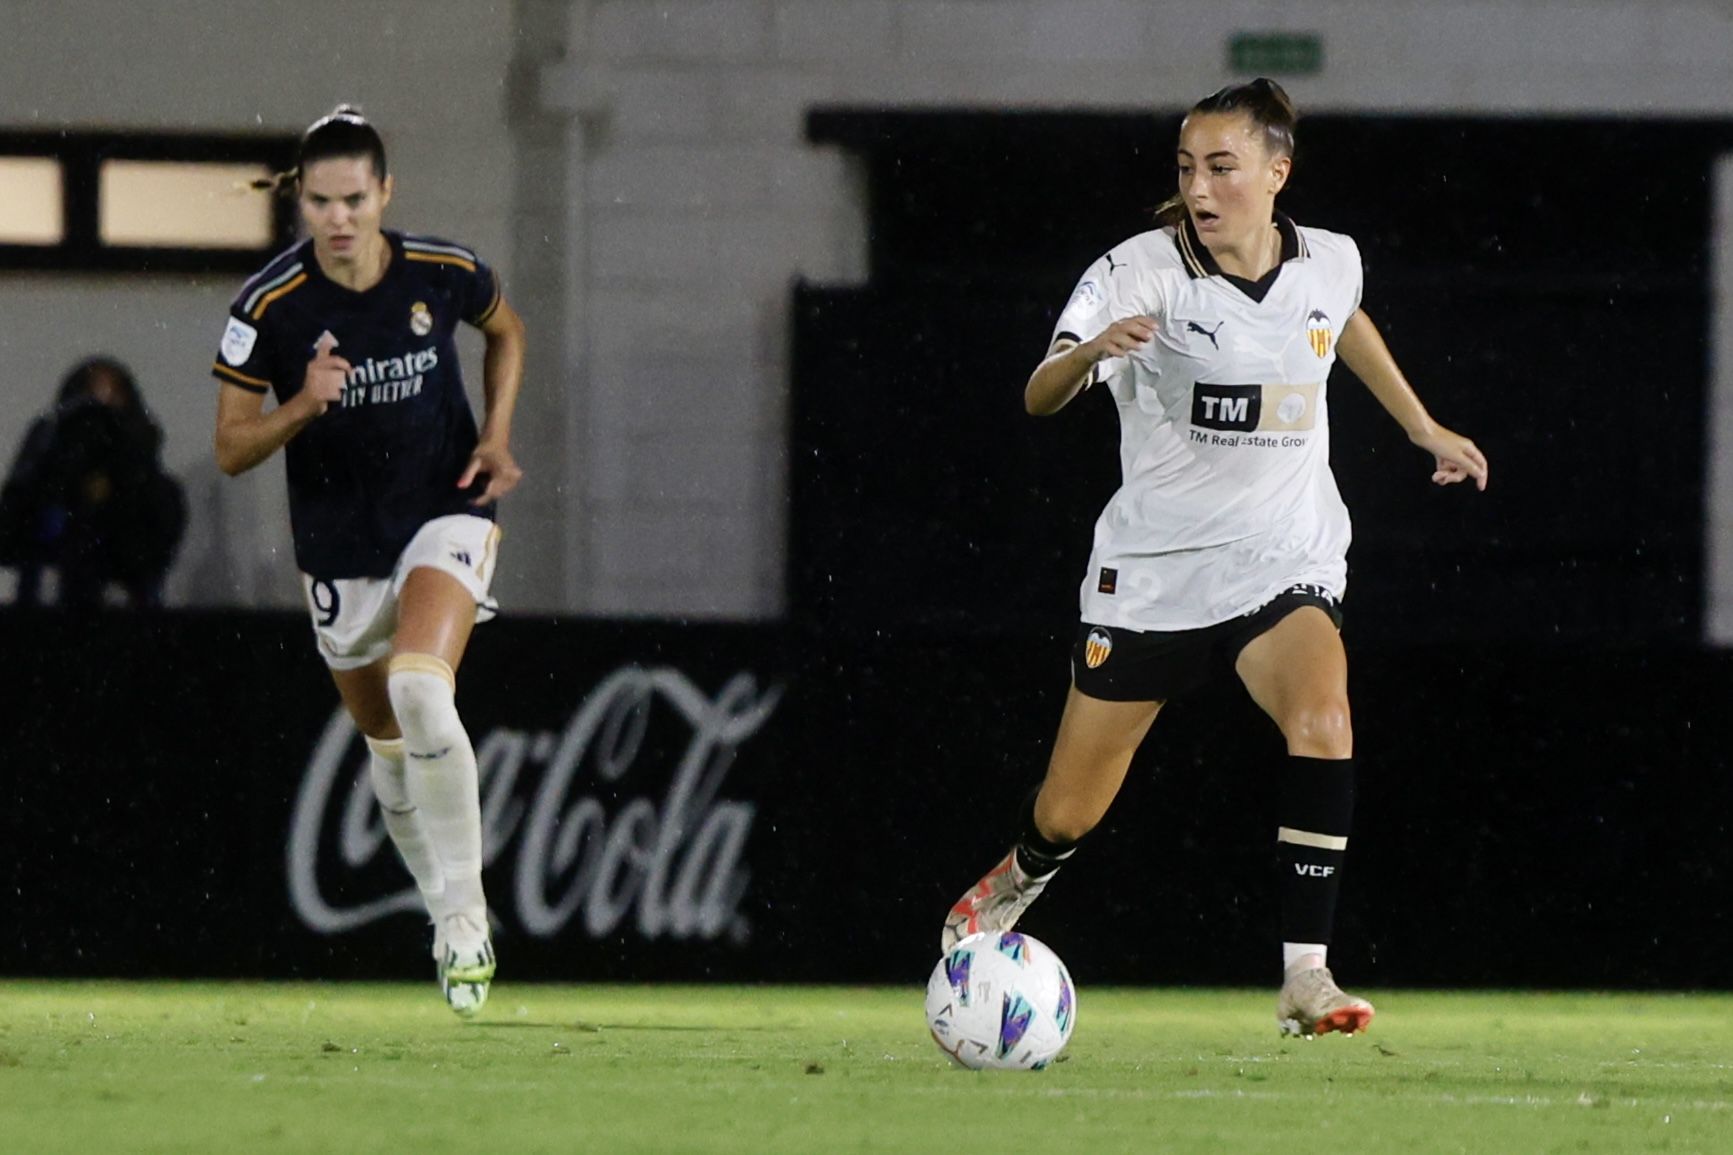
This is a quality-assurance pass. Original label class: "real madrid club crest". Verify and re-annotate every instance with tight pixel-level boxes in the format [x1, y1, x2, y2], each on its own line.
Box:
[1306, 309, 1332, 359]
[1084, 627, 1114, 670]
[410, 301, 433, 337]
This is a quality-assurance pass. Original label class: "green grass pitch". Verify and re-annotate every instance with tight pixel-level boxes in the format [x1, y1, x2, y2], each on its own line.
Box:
[3, 982, 1731, 1154]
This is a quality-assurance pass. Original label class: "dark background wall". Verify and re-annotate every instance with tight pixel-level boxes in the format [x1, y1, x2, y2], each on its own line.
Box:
[6, 612, 1732, 989]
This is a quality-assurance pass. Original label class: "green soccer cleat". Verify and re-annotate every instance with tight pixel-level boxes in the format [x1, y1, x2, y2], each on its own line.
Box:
[436, 913, 496, 1019]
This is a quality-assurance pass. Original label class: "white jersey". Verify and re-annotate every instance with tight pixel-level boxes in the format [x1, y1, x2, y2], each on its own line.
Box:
[1051, 214, 1362, 631]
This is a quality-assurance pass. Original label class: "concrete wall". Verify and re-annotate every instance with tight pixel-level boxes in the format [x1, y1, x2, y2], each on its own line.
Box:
[7, 1, 1733, 617]
[0, 0, 533, 608]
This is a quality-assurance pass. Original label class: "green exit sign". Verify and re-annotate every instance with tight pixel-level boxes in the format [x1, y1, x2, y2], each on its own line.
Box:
[1229, 32, 1324, 75]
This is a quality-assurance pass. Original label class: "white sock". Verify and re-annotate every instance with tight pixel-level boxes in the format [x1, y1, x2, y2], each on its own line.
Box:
[365, 735, 446, 916]
[1283, 943, 1328, 974]
[388, 654, 487, 925]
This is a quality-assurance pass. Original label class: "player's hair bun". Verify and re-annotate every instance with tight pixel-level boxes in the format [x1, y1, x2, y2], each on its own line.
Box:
[1191, 78, 1297, 158]
[299, 104, 389, 181]
[1242, 78, 1297, 131]
[250, 104, 388, 195]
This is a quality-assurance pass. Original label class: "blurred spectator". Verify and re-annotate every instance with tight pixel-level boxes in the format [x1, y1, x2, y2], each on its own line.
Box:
[0, 357, 186, 608]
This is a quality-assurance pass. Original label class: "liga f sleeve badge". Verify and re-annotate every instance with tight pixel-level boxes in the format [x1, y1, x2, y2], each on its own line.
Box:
[221, 316, 259, 366]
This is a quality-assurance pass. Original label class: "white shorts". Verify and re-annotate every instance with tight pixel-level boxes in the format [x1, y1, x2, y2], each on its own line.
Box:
[302, 514, 502, 671]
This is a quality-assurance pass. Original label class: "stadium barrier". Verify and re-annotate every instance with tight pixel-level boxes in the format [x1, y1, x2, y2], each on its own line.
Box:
[4, 609, 1730, 988]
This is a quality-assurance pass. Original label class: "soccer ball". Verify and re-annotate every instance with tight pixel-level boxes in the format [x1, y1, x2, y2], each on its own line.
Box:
[924, 931, 1076, 1070]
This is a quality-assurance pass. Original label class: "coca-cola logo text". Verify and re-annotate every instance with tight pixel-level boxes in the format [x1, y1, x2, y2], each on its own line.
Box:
[286, 666, 781, 942]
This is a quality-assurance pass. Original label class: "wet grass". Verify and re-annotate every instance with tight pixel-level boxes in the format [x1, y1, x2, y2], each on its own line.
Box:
[2, 982, 1730, 1153]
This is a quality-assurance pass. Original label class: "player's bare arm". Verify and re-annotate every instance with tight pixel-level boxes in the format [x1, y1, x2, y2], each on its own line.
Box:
[458, 295, 527, 505]
[214, 344, 352, 476]
[1025, 316, 1157, 416]
[1336, 307, 1489, 491]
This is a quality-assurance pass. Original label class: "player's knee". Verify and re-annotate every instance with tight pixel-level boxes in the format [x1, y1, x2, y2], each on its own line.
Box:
[352, 709, 401, 741]
[1034, 793, 1106, 844]
[1282, 696, 1352, 759]
[386, 653, 461, 741]
[365, 735, 412, 810]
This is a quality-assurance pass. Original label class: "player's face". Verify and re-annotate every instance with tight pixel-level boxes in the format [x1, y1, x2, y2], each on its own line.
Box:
[299, 157, 393, 264]
[1176, 112, 1290, 244]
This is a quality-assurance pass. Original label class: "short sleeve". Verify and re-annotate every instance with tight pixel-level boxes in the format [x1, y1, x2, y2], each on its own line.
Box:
[461, 256, 503, 327]
[1051, 256, 1115, 350]
[400, 235, 502, 326]
[1049, 249, 1151, 392]
[1343, 235, 1364, 315]
[212, 309, 274, 394]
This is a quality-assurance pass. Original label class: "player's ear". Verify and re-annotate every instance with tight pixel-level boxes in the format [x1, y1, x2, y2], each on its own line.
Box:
[1268, 154, 1291, 196]
[379, 173, 395, 210]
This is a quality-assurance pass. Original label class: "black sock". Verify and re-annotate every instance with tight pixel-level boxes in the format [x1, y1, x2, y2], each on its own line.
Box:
[1013, 788, 1079, 878]
[1276, 756, 1355, 945]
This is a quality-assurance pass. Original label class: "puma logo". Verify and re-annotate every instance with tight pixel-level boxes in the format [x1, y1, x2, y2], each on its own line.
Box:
[409, 746, 453, 761]
[1104, 251, 1125, 275]
[1187, 320, 1224, 349]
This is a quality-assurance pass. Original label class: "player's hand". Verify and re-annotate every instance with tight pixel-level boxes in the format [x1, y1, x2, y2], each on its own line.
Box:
[1411, 425, 1488, 491]
[458, 440, 523, 506]
[295, 331, 350, 419]
[1082, 316, 1157, 362]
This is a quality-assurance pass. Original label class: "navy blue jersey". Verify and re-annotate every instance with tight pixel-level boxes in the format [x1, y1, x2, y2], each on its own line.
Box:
[212, 231, 502, 579]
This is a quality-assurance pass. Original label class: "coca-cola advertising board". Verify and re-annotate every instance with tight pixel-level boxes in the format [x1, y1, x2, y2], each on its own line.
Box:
[13, 609, 1731, 990]
[2, 612, 804, 982]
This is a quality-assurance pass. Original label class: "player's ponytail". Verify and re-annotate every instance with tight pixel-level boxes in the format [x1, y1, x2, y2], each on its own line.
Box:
[1154, 78, 1299, 228]
[249, 168, 298, 195]
[249, 104, 387, 196]
[1153, 193, 1187, 229]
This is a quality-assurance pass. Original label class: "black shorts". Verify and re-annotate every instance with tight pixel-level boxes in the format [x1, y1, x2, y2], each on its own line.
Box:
[1071, 585, 1343, 702]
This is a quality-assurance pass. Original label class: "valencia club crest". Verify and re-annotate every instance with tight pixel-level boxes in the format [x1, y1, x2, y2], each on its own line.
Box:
[1306, 309, 1332, 359]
